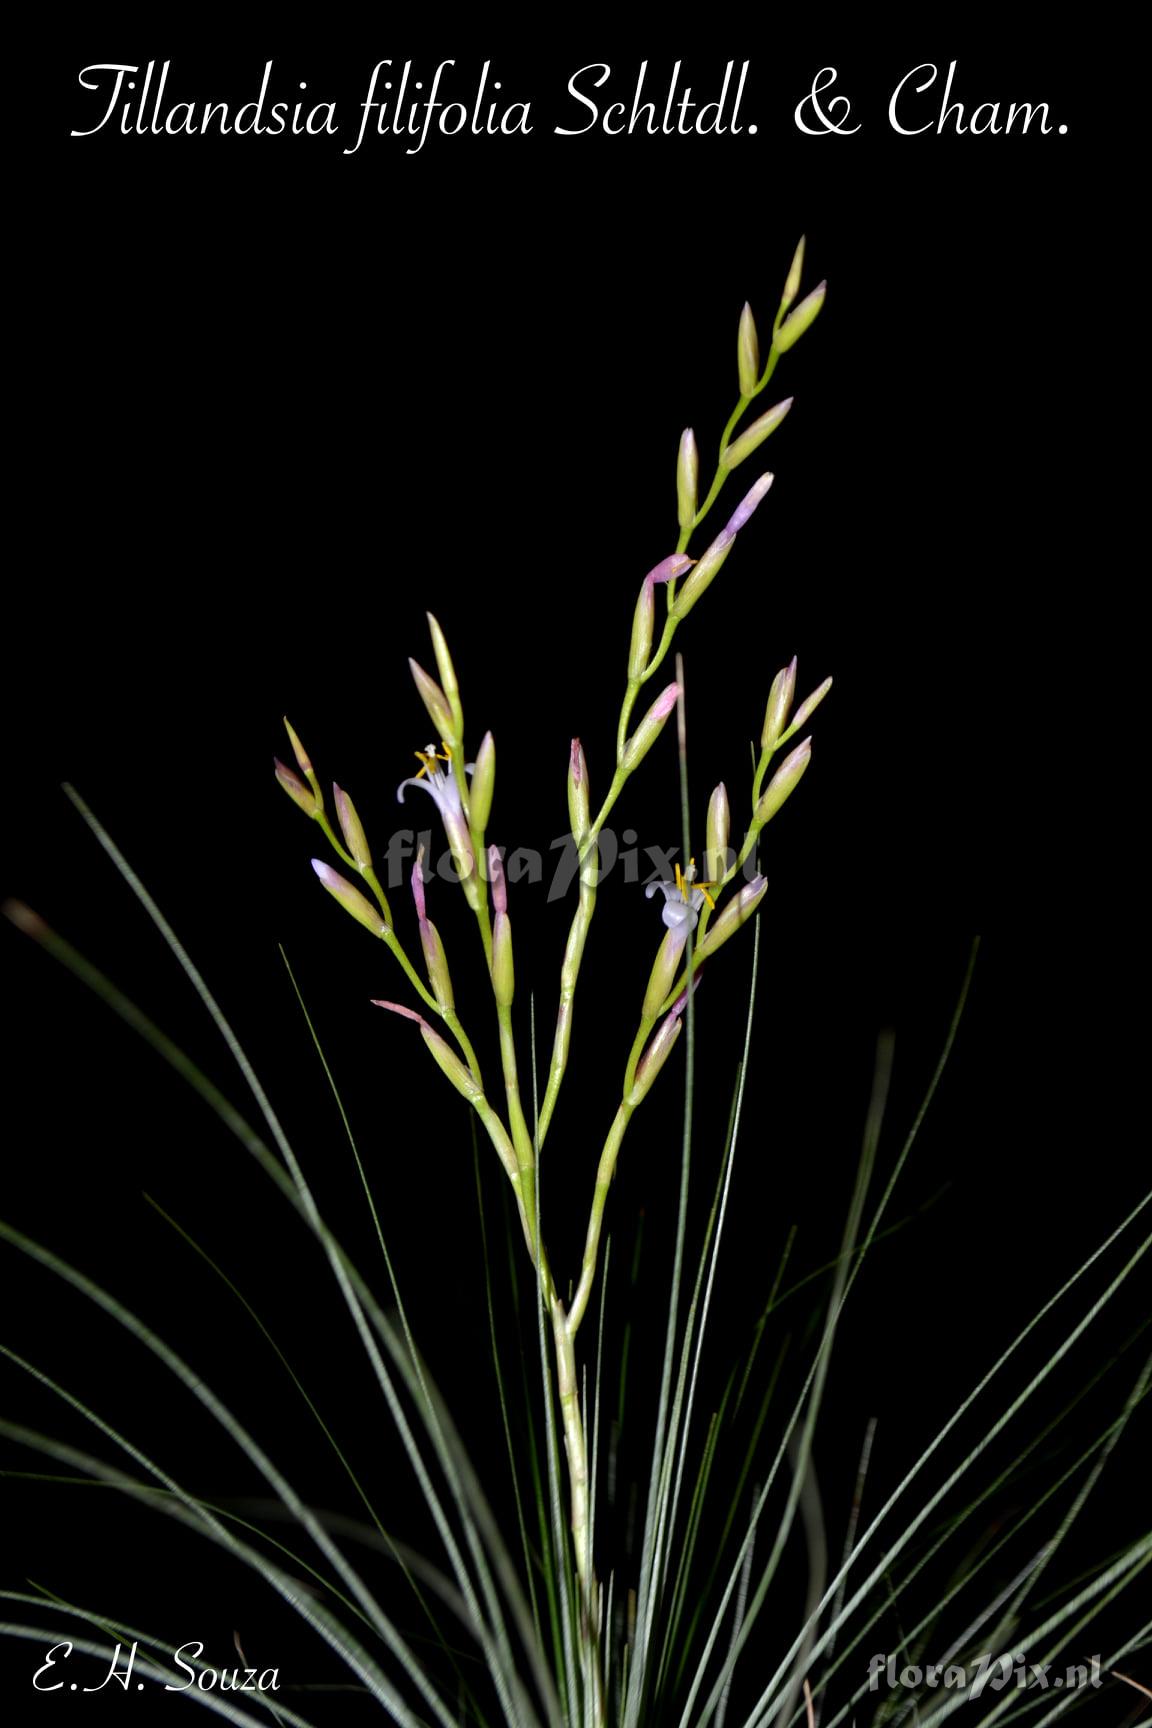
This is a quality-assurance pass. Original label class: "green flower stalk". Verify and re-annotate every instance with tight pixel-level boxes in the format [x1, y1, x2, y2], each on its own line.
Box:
[272, 250, 834, 1696]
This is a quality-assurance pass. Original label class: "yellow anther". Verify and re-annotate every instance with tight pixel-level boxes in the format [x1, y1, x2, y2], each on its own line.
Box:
[674, 857, 717, 909]
[414, 743, 452, 780]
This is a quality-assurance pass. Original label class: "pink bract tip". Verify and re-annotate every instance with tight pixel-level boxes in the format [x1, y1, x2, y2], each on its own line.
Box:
[370, 1000, 427, 1026]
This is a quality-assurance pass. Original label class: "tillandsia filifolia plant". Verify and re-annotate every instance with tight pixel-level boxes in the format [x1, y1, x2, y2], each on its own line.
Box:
[272, 237, 831, 1717]
[4, 237, 1150, 1728]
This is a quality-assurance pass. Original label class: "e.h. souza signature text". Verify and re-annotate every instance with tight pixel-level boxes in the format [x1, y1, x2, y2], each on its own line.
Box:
[70, 59, 1069, 154]
[33, 1639, 279, 1696]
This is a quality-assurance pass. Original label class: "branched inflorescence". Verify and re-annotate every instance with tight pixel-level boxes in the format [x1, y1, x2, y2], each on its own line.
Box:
[275, 238, 831, 1673]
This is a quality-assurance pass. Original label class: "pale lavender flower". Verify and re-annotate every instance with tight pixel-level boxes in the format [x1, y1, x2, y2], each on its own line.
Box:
[645, 860, 716, 953]
[396, 743, 475, 881]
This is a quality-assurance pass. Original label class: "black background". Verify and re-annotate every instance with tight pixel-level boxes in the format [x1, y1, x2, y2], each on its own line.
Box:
[2, 30, 1146, 1723]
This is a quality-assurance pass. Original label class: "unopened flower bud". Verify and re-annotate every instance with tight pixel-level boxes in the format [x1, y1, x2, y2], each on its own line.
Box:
[738, 302, 760, 397]
[706, 783, 731, 884]
[488, 845, 508, 916]
[781, 236, 806, 313]
[621, 683, 679, 775]
[721, 399, 793, 470]
[312, 860, 387, 935]
[694, 875, 768, 963]
[283, 717, 313, 778]
[755, 739, 812, 827]
[488, 852, 514, 1006]
[426, 613, 460, 704]
[371, 1001, 481, 1102]
[643, 928, 687, 1021]
[787, 676, 834, 736]
[423, 1025, 482, 1100]
[568, 739, 590, 845]
[410, 852, 428, 923]
[274, 758, 317, 818]
[491, 911, 514, 1008]
[724, 471, 775, 535]
[648, 552, 694, 586]
[629, 579, 655, 682]
[409, 659, 457, 746]
[671, 469, 775, 620]
[410, 855, 453, 1009]
[628, 1011, 684, 1106]
[761, 657, 798, 752]
[677, 427, 699, 531]
[334, 784, 372, 870]
[470, 731, 495, 834]
[775, 281, 826, 354]
[421, 920, 454, 1012]
[671, 533, 733, 619]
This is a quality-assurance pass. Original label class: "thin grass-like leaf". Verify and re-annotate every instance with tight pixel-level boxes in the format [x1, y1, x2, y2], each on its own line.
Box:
[744, 1198, 1152, 1728]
